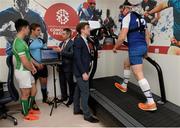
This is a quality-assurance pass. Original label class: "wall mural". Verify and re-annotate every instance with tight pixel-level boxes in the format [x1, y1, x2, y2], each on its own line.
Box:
[0, 0, 179, 56]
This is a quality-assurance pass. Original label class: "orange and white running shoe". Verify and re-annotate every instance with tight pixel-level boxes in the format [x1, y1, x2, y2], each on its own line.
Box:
[24, 114, 39, 121]
[114, 82, 127, 93]
[29, 109, 41, 115]
[138, 102, 157, 111]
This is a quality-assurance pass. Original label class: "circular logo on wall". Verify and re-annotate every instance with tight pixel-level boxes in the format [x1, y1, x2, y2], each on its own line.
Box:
[44, 3, 80, 41]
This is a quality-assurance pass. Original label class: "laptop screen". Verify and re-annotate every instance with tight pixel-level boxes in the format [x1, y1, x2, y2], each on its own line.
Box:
[40, 49, 59, 62]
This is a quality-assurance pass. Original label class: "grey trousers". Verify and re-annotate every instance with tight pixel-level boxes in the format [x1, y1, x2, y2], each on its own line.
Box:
[73, 77, 92, 119]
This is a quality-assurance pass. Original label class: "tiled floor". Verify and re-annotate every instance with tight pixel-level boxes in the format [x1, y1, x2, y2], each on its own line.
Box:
[0, 102, 105, 127]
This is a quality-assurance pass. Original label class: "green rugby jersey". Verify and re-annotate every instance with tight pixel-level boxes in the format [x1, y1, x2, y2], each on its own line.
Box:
[12, 37, 31, 71]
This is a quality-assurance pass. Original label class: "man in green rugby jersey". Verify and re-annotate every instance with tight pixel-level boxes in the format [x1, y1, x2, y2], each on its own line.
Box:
[13, 19, 39, 121]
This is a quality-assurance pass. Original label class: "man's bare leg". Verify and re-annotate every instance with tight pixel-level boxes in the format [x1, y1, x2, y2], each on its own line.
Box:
[131, 64, 157, 111]
[115, 58, 131, 92]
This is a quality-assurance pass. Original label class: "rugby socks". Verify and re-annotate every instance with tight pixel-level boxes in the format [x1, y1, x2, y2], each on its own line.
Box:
[122, 70, 131, 88]
[21, 99, 29, 116]
[138, 79, 155, 104]
[28, 96, 35, 110]
[41, 85, 48, 102]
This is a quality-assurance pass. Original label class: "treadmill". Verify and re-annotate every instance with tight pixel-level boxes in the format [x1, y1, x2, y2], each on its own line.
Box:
[89, 58, 180, 127]
[87, 23, 180, 127]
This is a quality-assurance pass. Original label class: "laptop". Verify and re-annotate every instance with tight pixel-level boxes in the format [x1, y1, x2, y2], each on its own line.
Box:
[40, 48, 61, 64]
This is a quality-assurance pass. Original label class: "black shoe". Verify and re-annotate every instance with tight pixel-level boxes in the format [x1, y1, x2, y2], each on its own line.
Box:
[43, 98, 52, 105]
[66, 100, 73, 106]
[59, 97, 68, 102]
[84, 116, 99, 123]
[74, 110, 83, 115]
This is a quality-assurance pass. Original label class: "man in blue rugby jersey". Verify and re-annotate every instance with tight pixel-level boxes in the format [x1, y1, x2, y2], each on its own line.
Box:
[113, 1, 157, 111]
[28, 23, 50, 112]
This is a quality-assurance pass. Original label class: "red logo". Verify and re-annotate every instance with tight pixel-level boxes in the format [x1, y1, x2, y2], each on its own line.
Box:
[44, 3, 80, 41]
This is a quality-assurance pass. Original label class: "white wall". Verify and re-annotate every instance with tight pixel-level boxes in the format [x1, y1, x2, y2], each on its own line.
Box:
[1, 50, 180, 106]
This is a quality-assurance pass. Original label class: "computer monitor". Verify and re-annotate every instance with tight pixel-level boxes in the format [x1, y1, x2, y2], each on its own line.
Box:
[40, 48, 60, 63]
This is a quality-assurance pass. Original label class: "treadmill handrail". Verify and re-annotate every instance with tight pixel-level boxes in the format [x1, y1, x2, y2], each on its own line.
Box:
[145, 57, 167, 103]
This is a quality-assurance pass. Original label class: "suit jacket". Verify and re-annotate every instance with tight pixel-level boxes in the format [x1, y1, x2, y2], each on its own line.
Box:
[73, 35, 91, 77]
[59, 39, 74, 73]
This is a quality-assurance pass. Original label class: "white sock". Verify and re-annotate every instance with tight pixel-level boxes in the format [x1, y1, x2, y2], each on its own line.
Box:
[138, 78, 155, 104]
[122, 70, 131, 88]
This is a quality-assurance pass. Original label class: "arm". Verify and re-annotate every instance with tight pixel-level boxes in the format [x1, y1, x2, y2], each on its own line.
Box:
[113, 28, 128, 51]
[74, 39, 86, 75]
[29, 40, 44, 69]
[20, 55, 34, 71]
[61, 43, 74, 59]
[144, 29, 150, 58]
[31, 59, 39, 67]
[152, 0, 161, 20]
[156, 12, 161, 20]
[113, 13, 130, 52]
[148, 2, 169, 14]
[31, 58, 44, 69]
[145, 29, 151, 46]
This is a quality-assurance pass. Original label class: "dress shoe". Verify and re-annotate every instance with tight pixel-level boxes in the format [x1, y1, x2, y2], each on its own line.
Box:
[74, 110, 83, 115]
[84, 116, 99, 123]
[66, 100, 73, 106]
[59, 98, 68, 102]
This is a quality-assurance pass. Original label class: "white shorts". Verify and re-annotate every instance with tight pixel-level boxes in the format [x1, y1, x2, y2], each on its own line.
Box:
[15, 70, 35, 89]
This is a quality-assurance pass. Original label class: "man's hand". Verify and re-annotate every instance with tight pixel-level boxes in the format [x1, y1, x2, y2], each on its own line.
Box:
[36, 64, 44, 70]
[113, 47, 117, 53]
[31, 66, 37, 75]
[171, 37, 178, 44]
[144, 11, 149, 17]
[144, 53, 149, 59]
[53, 47, 63, 53]
[82, 73, 89, 81]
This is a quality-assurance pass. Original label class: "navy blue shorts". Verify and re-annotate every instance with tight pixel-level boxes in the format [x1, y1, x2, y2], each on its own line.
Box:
[129, 47, 147, 65]
[33, 65, 48, 80]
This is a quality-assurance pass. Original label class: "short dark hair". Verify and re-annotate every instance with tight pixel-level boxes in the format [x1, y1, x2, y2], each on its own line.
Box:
[76, 22, 89, 34]
[15, 19, 29, 32]
[63, 28, 72, 37]
[119, 5, 124, 9]
[30, 23, 41, 32]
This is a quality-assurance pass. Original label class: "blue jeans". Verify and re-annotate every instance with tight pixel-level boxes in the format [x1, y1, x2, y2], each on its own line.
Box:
[73, 77, 92, 119]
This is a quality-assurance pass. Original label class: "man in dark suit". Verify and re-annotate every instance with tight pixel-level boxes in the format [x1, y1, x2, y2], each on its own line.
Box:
[73, 22, 99, 123]
[53, 28, 74, 106]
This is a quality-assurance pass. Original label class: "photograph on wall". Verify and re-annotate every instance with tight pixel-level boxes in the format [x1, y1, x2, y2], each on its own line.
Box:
[0, 0, 179, 56]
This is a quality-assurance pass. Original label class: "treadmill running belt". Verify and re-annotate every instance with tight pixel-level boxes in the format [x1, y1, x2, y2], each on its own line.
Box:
[92, 76, 180, 127]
